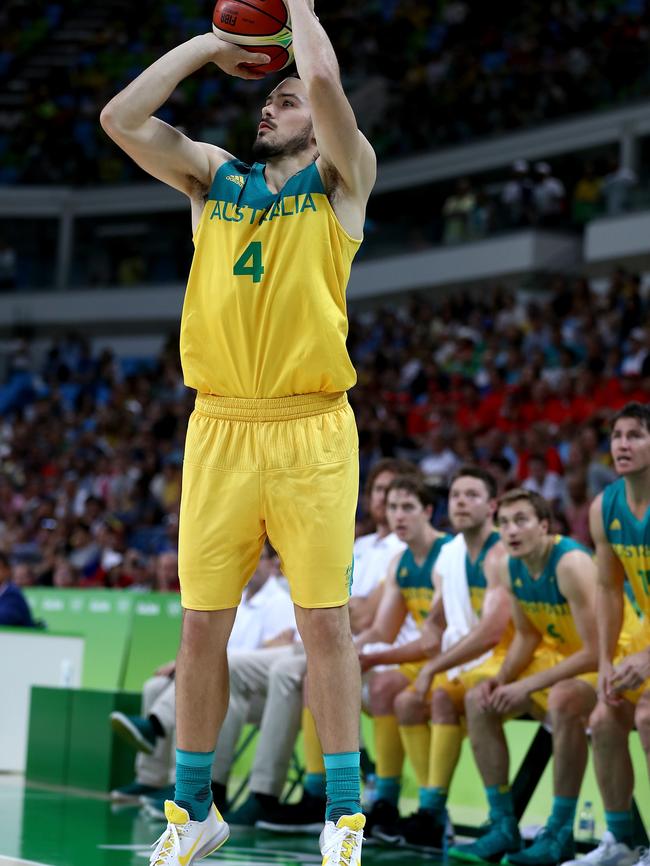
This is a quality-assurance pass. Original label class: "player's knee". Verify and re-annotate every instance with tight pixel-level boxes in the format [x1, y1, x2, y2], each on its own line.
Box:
[589, 701, 619, 741]
[464, 685, 484, 719]
[394, 688, 425, 724]
[431, 687, 457, 724]
[299, 607, 351, 651]
[548, 679, 592, 720]
[367, 673, 399, 715]
[180, 609, 230, 655]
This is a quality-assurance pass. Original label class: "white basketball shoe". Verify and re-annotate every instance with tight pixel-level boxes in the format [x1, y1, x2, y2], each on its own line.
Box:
[560, 832, 641, 866]
[320, 814, 365, 866]
[149, 801, 229, 865]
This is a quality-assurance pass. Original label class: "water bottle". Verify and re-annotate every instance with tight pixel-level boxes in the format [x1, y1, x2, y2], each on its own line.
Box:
[59, 658, 74, 687]
[362, 773, 377, 812]
[576, 801, 596, 843]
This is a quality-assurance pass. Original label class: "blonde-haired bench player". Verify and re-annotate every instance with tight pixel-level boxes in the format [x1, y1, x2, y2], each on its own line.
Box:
[450, 490, 600, 866]
[100, 2, 376, 865]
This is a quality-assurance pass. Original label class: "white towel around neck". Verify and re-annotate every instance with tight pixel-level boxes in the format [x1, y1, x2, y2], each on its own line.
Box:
[437, 533, 492, 679]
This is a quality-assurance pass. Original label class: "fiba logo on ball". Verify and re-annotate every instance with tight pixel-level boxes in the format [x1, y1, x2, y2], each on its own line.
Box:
[212, 0, 294, 73]
[221, 10, 238, 26]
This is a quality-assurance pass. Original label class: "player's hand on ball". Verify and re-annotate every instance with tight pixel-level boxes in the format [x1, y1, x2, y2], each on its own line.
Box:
[201, 33, 271, 79]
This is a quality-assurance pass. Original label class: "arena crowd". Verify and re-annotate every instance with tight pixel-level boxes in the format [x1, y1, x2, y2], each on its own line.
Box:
[1, 0, 649, 184]
[1, 267, 648, 589]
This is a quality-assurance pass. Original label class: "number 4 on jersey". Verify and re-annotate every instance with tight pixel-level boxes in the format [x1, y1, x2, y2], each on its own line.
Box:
[234, 241, 265, 284]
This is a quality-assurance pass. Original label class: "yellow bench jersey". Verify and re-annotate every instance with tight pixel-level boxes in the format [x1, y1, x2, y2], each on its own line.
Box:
[180, 159, 361, 398]
[508, 535, 586, 655]
[396, 534, 453, 627]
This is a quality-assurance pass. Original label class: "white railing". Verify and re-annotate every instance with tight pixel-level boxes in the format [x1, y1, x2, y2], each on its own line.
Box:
[1, 98, 649, 290]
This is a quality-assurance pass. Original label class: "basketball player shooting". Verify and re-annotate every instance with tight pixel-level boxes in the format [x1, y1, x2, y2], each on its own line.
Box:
[100, 1, 376, 865]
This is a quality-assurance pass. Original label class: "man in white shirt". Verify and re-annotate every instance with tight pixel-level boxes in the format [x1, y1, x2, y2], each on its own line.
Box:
[110, 543, 295, 804]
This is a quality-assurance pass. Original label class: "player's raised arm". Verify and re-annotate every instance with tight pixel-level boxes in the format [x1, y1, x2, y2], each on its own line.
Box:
[286, 0, 376, 198]
[422, 544, 512, 683]
[100, 35, 270, 196]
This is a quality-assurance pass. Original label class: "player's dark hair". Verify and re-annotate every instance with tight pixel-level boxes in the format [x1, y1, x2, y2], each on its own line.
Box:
[386, 475, 433, 509]
[612, 402, 650, 433]
[365, 458, 419, 496]
[496, 488, 551, 523]
[451, 465, 498, 499]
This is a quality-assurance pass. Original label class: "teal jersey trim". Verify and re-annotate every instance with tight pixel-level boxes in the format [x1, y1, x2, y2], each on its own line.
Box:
[397, 534, 453, 591]
[208, 159, 325, 211]
[508, 536, 588, 606]
[602, 477, 650, 544]
[602, 477, 650, 611]
[466, 530, 501, 591]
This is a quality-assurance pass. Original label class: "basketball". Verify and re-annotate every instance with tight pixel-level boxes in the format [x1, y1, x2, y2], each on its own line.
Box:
[213, 0, 293, 72]
[213, 0, 291, 43]
[239, 43, 294, 73]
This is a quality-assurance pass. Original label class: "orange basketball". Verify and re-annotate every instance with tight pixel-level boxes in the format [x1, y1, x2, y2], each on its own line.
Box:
[213, 0, 289, 40]
[212, 0, 293, 73]
[239, 43, 293, 73]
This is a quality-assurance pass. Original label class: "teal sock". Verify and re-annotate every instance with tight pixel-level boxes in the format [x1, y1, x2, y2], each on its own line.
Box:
[304, 772, 326, 798]
[420, 786, 447, 816]
[376, 776, 400, 806]
[174, 748, 214, 822]
[605, 811, 634, 847]
[323, 752, 361, 823]
[486, 784, 514, 820]
[547, 796, 578, 832]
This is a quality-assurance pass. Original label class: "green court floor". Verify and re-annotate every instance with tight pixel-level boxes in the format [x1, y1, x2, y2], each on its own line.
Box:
[0, 776, 441, 866]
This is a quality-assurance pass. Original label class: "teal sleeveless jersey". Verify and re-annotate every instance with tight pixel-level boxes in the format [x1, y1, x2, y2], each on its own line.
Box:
[396, 534, 453, 626]
[602, 477, 650, 618]
[508, 535, 589, 654]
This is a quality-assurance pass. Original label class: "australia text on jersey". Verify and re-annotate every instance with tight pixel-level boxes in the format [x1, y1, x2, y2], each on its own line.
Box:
[208, 194, 319, 225]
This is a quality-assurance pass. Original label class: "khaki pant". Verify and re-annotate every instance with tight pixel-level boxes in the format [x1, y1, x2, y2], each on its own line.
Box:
[135, 675, 176, 787]
[135, 645, 306, 796]
[212, 645, 306, 796]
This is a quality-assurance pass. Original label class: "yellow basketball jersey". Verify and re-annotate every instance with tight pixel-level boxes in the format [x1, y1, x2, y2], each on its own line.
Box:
[180, 159, 360, 398]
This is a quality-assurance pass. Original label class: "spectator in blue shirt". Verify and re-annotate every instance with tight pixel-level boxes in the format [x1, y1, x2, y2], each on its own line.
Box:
[0, 552, 37, 627]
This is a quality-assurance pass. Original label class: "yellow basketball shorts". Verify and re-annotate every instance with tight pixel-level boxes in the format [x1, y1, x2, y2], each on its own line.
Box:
[397, 663, 464, 705]
[399, 661, 435, 701]
[460, 646, 597, 714]
[178, 391, 359, 610]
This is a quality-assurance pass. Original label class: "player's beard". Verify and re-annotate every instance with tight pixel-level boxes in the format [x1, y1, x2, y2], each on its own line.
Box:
[252, 120, 314, 160]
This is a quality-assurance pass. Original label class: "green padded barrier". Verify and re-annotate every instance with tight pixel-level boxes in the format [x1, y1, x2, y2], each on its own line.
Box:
[25, 589, 135, 690]
[121, 593, 182, 691]
[26, 687, 141, 792]
[66, 689, 141, 792]
[25, 686, 72, 786]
